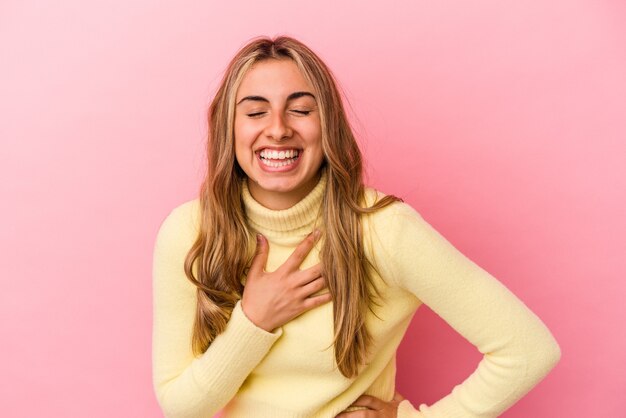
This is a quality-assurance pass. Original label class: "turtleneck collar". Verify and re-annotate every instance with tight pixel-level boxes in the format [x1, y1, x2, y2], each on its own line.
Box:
[241, 168, 327, 243]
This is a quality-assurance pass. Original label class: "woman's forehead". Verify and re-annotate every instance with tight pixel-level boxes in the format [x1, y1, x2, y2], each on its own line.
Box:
[236, 59, 314, 101]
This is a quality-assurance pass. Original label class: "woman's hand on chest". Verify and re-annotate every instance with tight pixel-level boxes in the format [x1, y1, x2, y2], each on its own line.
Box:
[241, 230, 332, 332]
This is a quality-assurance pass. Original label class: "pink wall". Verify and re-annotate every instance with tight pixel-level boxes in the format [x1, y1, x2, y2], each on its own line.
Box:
[1, 0, 624, 416]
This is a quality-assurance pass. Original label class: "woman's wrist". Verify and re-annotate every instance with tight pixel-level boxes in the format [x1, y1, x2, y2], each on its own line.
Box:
[241, 299, 274, 332]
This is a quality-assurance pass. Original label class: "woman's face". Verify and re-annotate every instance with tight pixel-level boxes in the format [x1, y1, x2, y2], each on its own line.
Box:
[234, 58, 324, 210]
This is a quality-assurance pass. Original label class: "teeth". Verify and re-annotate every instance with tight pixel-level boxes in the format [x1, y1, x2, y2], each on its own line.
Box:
[260, 149, 299, 160]
[260, 156, 298, 168]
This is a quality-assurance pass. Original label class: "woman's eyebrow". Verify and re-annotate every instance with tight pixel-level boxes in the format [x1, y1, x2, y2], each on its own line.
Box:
[286, 91, 315, 101]
[236, 91, 316, 106]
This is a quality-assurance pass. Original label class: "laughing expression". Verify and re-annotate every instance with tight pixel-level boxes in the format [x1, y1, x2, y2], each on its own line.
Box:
[234, 59, 325, 210]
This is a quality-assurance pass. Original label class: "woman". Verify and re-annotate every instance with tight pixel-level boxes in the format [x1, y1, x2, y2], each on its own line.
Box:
[152, 36, 561, 418]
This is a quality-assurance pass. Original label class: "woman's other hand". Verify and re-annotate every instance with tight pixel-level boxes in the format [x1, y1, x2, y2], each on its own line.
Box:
[241, 230, 331, 332]
[335, 391, 405, 418]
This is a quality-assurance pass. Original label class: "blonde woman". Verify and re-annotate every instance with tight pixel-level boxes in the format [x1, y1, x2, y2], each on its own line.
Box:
[152, 36, 561, 418]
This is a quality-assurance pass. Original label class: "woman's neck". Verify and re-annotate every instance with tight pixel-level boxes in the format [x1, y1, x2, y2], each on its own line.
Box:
[241, 168, 327, 243]
[246, 171, 323, 210]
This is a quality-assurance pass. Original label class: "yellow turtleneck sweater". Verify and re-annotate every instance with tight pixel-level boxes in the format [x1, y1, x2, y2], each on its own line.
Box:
[152, 169, 561, 418]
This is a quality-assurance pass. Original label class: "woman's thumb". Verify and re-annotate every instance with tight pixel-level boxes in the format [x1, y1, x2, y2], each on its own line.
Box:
[249, 234, 268, 274]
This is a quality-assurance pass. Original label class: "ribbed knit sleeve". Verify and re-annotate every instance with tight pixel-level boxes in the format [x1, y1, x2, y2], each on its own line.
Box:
[369, 202, 561, 418]
[151, 202, 283, 418]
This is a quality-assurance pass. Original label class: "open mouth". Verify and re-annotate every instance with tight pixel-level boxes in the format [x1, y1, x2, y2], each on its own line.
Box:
[258, 148, 301, 168]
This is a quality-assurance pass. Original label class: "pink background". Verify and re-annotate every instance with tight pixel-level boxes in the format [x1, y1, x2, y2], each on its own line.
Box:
[1, 0, 624, 416]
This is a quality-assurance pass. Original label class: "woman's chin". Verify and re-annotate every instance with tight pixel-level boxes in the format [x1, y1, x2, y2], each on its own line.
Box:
[246, 173, 321, 209]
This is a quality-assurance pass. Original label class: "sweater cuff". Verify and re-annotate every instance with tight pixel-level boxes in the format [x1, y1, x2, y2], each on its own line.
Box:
[397, 398, 423, 418]
[191, 299, 283, 392]
[235, 299, 282, 337]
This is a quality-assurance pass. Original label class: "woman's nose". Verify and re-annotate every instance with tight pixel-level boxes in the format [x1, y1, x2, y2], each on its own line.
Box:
[264, 112, 292, 141]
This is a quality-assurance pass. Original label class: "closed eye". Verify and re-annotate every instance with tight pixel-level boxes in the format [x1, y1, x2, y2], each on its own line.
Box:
[246, 110, 311, 118]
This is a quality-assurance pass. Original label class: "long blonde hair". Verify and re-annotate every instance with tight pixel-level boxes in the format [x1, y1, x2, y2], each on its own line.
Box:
[184, 35, 401, 378]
